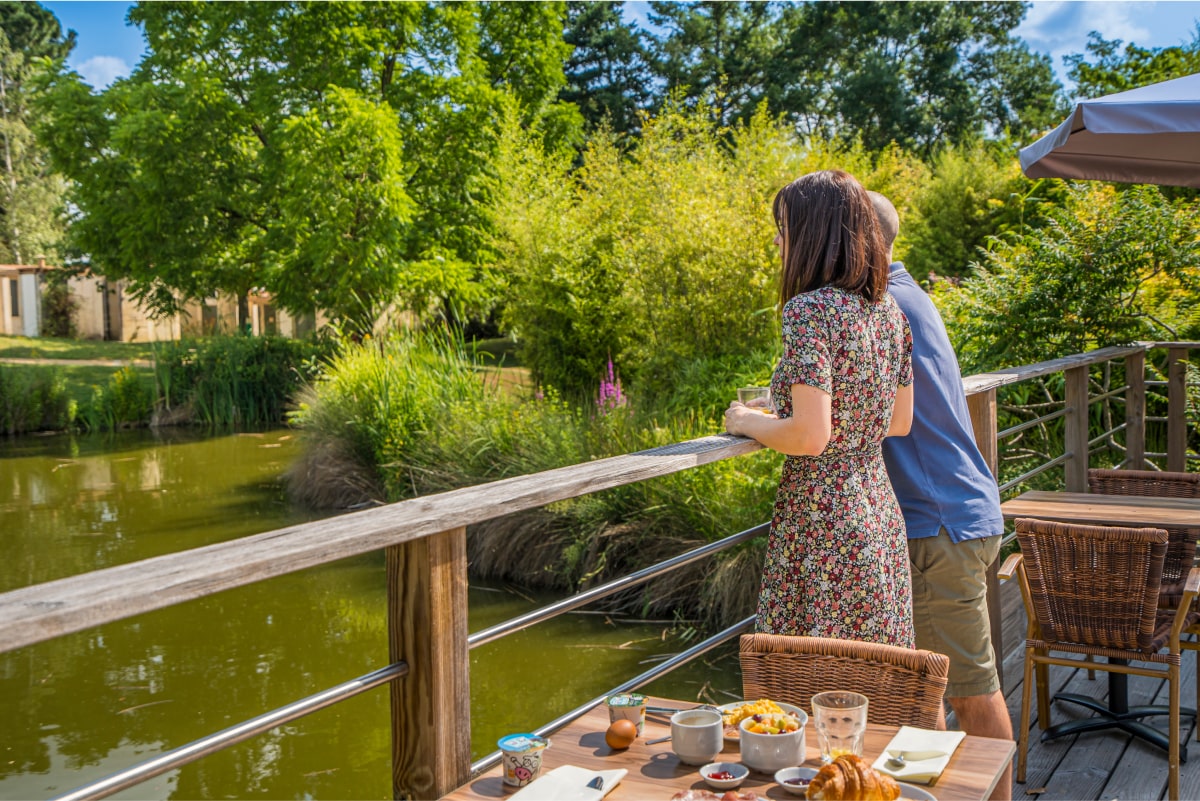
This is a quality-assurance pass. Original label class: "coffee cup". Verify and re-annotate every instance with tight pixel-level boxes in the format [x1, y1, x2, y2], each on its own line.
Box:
[670, 708, 723, 766]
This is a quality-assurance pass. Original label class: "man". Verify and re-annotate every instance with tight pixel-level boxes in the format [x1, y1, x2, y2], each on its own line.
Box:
[870, 192, 1013, 801]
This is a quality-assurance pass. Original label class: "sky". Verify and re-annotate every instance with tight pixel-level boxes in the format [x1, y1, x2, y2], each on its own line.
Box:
[40, 1, 1200, 98]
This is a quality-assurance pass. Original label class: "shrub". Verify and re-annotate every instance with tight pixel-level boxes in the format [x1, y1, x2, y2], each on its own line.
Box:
[488, 101, 925, 399]
[937, 183, 1200, 374]
[287, 331, 489, 503]
[40, 275, 78, 338]
[153, 335, 335, 426]
[289, 332, 784, 625]
[0, 364, 74, 434]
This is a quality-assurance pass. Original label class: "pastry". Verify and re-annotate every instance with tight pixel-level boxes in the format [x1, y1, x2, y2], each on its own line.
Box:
[806, 754, 901, 801]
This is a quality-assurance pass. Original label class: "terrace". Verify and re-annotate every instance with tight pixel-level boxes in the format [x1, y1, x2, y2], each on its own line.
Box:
[0, 340, 1195, 800]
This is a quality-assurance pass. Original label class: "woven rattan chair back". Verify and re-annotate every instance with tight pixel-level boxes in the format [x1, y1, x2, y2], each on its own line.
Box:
[1088, 468, 1200, 608]
[739, 634, 949, 729]
[1014, 517, 1168, 652]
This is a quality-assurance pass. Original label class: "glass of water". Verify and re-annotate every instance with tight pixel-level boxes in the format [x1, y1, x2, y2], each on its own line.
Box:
[811, 691, 869, 764]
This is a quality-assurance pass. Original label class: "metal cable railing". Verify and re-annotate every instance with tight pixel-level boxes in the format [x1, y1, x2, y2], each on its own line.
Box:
[469, 524, 765, 649]
[55, 663, 409, 801]
[469, 615, 756, 776]
[53, 524, 770, 801]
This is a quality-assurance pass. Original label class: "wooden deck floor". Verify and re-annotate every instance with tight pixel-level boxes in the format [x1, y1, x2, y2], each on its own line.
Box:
[995, 576, 1194, 800]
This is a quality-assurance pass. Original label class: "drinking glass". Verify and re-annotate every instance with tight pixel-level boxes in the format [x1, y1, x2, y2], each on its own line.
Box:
[811, 691, 868, 764]
[737, 386, 772, 413]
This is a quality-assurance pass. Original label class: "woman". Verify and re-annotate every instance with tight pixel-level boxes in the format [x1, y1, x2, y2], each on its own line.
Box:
[725, 170, 915, 646]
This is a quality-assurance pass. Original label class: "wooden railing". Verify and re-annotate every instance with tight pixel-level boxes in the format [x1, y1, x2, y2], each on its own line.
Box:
[0, 342, 1194, 800]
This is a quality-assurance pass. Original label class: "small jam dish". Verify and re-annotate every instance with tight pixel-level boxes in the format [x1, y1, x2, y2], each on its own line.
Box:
[700, 761, 749, 790]
[774, 766, 817, 796]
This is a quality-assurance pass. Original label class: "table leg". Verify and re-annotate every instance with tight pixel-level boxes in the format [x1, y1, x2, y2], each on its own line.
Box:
[1041, 658, 1193, 761]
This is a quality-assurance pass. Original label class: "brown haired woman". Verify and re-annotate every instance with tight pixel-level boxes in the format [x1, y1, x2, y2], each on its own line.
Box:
[725, 170, 915, 646]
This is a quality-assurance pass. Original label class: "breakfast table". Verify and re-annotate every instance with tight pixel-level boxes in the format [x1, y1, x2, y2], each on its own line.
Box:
[998, 490, 1200, 529]
[439, 696, 1015, 801]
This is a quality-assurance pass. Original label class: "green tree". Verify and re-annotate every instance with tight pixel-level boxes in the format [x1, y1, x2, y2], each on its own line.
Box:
[0, 1, 74, 264]
[937, 184, 1200, 373]
[647, 1, 779, 126]
[900, 141, 1067, 281]
[560, 1, 651, 135]
[1065, 29, 1200, 98]
[33, 2, 578, 333]
[769, 1, 1064, 154]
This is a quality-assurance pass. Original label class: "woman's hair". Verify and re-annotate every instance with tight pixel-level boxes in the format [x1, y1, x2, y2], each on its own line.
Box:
[772, 170, 889, 304]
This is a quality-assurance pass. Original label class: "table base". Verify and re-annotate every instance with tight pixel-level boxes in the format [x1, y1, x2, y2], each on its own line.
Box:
[1043, 669, 1194, 761]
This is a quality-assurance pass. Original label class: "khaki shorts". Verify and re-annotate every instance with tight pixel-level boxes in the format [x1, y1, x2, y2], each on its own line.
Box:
[909, 529, 1002, 698]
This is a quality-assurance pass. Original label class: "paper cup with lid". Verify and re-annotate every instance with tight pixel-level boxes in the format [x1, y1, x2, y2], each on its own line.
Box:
[604, 692, 647, 734]
[497, 733, 550, 787]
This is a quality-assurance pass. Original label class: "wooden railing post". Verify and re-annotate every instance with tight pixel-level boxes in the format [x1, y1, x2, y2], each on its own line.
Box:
[966, 387, 1003, 689]
[387, 527, 470, 800]
[1064, 365, 1090, 492]
[1124, 349, 1146, 469]
[1167, 346, 1189, 472]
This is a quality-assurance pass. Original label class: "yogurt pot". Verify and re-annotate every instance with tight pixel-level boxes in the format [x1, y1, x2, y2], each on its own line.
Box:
[497, 733, 550, 788]
[605, 692, 647, 735]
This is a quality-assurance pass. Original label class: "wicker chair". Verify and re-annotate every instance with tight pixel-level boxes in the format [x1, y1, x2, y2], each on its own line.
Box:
[1000, 517, 1200, 801]
[1088, 468, 1200, 609]
[738, 634, 949, 729]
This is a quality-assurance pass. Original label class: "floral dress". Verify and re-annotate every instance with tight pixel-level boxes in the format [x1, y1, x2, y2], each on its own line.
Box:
[758, 286, 915, 646]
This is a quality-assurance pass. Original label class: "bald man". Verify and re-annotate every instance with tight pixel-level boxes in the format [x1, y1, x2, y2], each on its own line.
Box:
[871, 192, 1013, 801]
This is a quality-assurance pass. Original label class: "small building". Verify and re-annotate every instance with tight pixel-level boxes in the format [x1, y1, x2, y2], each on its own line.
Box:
[1, 260, 324, 342]
[0, 260, 49, 337]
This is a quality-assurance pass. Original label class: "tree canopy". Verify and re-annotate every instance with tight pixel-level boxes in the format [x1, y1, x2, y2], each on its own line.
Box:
[0, 1, 74, 264]
[34, 1, 578, 332]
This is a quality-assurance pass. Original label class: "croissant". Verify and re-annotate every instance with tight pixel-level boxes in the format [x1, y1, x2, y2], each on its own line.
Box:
[806, 754, 901, 801]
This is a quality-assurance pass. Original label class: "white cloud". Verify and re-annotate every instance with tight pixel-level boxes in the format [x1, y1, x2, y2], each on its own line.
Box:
[1019, 1, 1162, 94]
[76, 56, 130, 89]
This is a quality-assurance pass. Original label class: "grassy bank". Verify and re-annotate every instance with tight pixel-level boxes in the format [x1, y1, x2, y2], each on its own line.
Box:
[0, 335, 155, 362]
[288, 331, 781, 628]
[0, 334, 332, 434]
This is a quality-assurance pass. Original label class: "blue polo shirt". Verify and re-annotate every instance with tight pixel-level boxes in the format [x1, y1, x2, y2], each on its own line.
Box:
[882, 263, 1003, 542]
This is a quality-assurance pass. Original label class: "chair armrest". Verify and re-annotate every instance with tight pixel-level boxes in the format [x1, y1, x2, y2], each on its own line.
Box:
[998, 553, 1023, 581]
[1170, 567, 1200, 643]
[1186, 566, 1200, 596]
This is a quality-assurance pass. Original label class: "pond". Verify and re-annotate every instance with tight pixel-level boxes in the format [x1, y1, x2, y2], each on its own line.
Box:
[0, 429, 739, 799]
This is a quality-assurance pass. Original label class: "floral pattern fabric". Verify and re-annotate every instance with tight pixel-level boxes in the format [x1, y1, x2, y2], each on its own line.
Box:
[759, 286, 915, 646]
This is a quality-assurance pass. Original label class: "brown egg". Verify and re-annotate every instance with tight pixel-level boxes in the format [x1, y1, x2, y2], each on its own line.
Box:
[605, 718, 638, 750]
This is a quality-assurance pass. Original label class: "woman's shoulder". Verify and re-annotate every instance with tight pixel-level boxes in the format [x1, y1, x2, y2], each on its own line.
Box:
[782, 286, 847, 315]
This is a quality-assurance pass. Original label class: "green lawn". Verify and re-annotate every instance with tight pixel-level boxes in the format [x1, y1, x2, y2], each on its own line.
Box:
[0, 336, 157, 408]
[0, 335, 156, 362]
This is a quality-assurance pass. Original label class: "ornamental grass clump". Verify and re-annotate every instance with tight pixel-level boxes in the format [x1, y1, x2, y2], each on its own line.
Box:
[287, 330, 490, 506]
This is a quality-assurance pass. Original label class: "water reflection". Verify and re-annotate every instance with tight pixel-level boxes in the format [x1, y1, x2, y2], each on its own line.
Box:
[0, 429, 737, 800]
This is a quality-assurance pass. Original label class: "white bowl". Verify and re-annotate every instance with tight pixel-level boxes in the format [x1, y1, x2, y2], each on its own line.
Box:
[738, 710, 808, 774]
[775, 766, 817, 796]
[700, 761, 749, 790]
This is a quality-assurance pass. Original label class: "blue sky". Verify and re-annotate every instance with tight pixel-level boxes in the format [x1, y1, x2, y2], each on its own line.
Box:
[41, 1, 1200, 98]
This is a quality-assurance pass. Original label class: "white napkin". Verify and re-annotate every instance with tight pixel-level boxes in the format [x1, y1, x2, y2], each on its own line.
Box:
[508, 765, 627, 801]
[871, 726, 966, 785]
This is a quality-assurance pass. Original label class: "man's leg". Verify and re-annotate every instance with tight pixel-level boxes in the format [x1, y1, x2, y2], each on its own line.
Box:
[910, 530, 1013, 801]
[949, 691, 1013, 801]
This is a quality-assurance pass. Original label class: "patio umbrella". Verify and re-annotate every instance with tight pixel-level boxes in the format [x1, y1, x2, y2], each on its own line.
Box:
[1018, 72, 1200, 187]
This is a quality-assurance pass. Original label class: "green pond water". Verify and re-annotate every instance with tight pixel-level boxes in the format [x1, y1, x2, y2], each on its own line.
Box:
[0, 429, 739, 800]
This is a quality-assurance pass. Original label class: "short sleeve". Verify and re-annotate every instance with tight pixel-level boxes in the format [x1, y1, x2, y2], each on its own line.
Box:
[776, 294, 832, 394]
[899, 313, 914, 388]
